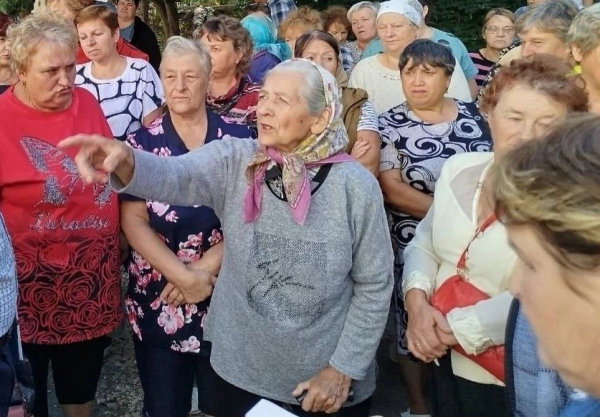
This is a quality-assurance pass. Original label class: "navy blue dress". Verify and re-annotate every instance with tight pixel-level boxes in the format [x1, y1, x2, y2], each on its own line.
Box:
[122, 110, 252, 354]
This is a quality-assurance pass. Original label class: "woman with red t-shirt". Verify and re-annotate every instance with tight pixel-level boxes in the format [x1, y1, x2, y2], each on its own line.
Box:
[0, 14, 121, 417]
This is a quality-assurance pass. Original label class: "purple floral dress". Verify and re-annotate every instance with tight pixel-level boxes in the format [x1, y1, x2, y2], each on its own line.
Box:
[122, 110, 252, 354]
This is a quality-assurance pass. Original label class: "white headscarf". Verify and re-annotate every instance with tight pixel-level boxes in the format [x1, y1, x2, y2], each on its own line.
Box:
[377, 0, 423, 26]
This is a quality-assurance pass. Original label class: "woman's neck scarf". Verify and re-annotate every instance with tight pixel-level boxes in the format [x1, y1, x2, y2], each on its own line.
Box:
[206, 76, 249, 116]
[241, 14, 291, 61]
[243, 60, 353, 225]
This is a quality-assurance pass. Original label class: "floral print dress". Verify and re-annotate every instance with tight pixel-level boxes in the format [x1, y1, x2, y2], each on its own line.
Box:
[122, 110, 252, 355]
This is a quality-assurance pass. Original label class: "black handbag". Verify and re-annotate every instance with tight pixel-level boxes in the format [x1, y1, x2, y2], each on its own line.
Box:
[9, 322, 35, 415]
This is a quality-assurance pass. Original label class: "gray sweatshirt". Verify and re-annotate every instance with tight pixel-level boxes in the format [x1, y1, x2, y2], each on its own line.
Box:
[112, 138, 394, 405]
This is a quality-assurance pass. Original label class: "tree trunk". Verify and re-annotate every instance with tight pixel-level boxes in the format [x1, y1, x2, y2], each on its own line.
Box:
[164, 0, 180, 36]
[151, 0, 170, 38]
[140, 0, 149, 23]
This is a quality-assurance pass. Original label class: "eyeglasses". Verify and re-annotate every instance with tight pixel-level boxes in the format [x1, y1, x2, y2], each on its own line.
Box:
[486, 26, 515, 35]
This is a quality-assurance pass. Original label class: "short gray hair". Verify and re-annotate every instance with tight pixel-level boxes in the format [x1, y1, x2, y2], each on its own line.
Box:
[161, 36, 212, 80]
[266, 60, 328, 117]
[8, 13, 78, 73]
[568, 3, 600, 56]
[516, 0, 578, 44]
[347, 1, 379, 21]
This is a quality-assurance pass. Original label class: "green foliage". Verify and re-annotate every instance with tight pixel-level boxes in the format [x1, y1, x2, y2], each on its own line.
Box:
[0, 0, 33, 16]
[426, 0, 523, 50]
[233, 0, 251, 18]
[293, 0, 525, 50]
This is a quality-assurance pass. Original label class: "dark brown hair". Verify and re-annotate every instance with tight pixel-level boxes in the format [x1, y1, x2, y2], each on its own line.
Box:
[75, 5, 119, 33]
[293, 29, 340, 61]
[0, 13, 12, 37]
[113, 0, 140, 8]
[399, 39, 455, 78]
[197, 16, 253, 78]
[480, 54, 589, 115]
[321, 6, 353, 40]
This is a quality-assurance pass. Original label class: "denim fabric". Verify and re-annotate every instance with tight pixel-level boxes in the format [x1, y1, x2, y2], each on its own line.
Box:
[0, 213, 17, 338]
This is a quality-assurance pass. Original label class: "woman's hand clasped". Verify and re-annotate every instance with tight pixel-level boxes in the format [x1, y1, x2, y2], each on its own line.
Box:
[292, 366, 352, 414]
[350, 138, 371, 160]
[405, 289, 452, 362]
[58, 134, 134, 185]
[161, 265, 217, 306]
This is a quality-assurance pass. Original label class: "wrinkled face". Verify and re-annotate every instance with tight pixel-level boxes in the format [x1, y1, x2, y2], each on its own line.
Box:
[487, 84, 567, 157]
[77, 19, 119, 63]
[519, 27, 570, 61]
[161, 53, 208, 117]
[200, 34, 241, 80]
[257, 71, 322, 152]
[401, 61, 450, 108]
[508, 224, 600, 397]
[327, 21, 349, 44]
[483, 15, 514, 51]
[572, 44, 600, 90]
[284, 25, 307, 55]
[0, 36, 10, 68]
[300, 39, 338, 76]
[117, 0, 136, 22]
[20, 43, 76, 112]
[377, 14, 418, 56]
[350, 8, 377, 44]
[47, 0, 75, 21]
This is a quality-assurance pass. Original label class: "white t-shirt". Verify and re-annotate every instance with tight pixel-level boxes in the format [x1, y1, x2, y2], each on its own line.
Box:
[349, 55, 472, 115]
[75, 57, 165, 140]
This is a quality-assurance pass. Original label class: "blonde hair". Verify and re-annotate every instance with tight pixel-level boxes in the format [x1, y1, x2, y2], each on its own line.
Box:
[482, 8, 515, 36]
[347, 1, 379, 21]
[8, 12, 78, 73]
[279, 6, 323, 38]
[483, 8, 515, 27]
[568, 3, 600, 57]
[46, 0, 90, 14]
[493, 113, 600, 271]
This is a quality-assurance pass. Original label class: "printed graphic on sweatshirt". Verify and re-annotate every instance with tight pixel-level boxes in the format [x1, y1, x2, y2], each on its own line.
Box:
[247, 232, 327, 328]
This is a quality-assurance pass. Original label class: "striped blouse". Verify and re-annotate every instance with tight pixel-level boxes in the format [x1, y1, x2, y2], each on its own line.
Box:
[469, 50, 495, 88]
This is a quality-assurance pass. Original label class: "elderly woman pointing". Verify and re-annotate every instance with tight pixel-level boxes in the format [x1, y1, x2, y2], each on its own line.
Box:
[61, 59, 394, 417]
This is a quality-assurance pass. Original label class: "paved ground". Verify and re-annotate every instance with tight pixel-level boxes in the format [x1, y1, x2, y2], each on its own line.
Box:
[48, 319, 407, 417]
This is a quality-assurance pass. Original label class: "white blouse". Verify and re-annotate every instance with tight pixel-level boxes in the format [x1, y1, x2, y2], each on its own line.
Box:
[75, 57, 165, 141]
[402, 152, 515, 386]
[348, 55, 472, 115]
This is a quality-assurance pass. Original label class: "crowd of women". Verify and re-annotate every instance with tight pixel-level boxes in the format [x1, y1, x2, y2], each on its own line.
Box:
[0, 0, 600, 417]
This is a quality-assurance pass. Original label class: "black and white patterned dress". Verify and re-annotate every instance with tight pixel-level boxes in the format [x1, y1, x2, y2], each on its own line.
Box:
[75, 57, 164, 141]
[379, 99, 492, 355]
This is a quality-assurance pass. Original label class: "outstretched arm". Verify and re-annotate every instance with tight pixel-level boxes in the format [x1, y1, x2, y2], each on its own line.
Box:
[60, 134, 232, 216]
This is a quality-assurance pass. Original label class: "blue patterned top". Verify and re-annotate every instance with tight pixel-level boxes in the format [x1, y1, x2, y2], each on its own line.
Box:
[0, 213, 16, 337]
[268, 0, 296, 28]
[122, 110, 252, 354]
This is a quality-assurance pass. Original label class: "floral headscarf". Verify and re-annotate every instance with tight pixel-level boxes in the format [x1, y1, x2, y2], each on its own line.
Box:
[243, 60, 353, 225]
